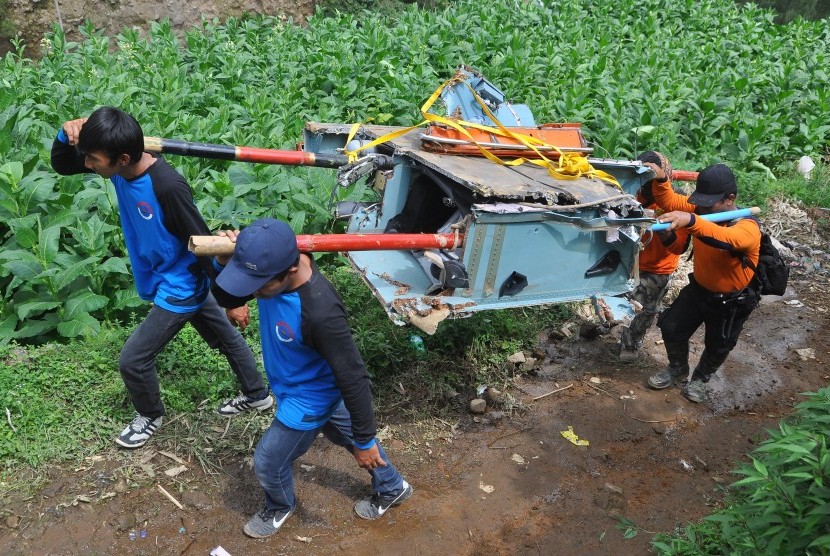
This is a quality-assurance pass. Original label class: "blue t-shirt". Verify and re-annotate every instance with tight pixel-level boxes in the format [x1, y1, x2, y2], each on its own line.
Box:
[52, 129, 211, 313]
[213, 260, 377, 448]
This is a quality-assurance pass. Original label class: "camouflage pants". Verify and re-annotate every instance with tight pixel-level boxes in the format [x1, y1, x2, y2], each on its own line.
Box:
[620, 272, 672, 351]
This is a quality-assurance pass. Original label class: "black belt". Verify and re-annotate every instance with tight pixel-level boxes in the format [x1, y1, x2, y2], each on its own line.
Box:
[690, 274, 752, 305]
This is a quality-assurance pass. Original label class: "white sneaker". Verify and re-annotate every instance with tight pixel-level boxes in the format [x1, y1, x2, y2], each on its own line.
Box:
[217, 393, 274, 416]
[115, 414, 163, 449]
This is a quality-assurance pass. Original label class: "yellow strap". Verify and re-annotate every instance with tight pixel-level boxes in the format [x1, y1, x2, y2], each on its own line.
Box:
[344, 75, 621, 189]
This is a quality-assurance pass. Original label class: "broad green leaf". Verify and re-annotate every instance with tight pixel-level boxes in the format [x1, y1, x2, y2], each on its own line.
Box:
[63, 291, 109, 319]
[1, 251, 42, 279]
[0, 161, 23, 185]
[37, 225, 62, 265]
[12, 226, 37, 250]
[14, 317, 56, 339]
[16, 300, 61, 320]
[113, 289, 144, 310]
[0, 312, 18, 344]
[53, 256, 98, 291]
[100, 257, 131, 275]
[57, 312, 101, 337]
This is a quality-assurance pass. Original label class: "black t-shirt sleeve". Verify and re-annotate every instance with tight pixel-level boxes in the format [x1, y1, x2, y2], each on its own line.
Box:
[151, 162, 211, 242]
[303, 284, 377, 445]
[150, 159, 214, 276]
[51, 137, 92, 176]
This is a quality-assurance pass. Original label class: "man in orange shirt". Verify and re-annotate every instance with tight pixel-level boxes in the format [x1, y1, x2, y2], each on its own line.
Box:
[619, 151, 690, 361]
[645, 163, 761, 403]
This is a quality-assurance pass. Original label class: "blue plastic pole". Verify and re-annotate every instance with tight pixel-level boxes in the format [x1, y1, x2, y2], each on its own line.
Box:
[651, 207, 760, 231]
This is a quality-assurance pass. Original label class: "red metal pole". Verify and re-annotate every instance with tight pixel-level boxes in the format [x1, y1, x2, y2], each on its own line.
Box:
[295, 233, 465, 252]
[189, 233, 466, 256]
[672, 170, 698, 182]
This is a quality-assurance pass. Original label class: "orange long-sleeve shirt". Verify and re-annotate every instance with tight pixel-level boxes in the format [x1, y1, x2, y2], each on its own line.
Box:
[639, 198, 689, 275]
[651, 180, 760, 293]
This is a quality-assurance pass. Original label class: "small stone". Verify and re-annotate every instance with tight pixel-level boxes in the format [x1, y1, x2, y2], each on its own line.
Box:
[5, 515, 20, 529]
[507, 352, 526, 364]
[485, 411, 505, 424]
[484, 387, 502, 404]
[180, 490, 212, 511]
[113, 477, 128, 493]
[115, 513, 137, 532]
[521, 357, 539, 370]
[469, 399, 487, 414]
[603, 483, 626, 517]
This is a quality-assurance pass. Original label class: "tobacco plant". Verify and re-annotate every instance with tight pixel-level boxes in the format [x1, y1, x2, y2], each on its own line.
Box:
[1, 0, 829, 340]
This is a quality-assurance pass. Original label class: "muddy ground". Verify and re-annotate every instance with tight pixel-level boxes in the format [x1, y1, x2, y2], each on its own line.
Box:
[1, 231, 830, 555]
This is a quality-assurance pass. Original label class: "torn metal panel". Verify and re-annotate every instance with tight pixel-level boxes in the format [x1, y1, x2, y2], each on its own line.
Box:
[305, 123, 625, 205]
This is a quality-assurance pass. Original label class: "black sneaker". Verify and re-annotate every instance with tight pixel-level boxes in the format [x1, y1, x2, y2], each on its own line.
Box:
[243, 507, 294, 538]
[354, 480, 413, 520]
[682, 379, 707, 403]
[648, 366, 688, 390]
[115, 414, 163, 449]
[217, 393, 274, 416]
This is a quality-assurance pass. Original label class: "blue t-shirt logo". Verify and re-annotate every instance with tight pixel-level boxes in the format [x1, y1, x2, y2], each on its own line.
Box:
[275, 321, 295, 342]
[137, 201, 154, 220]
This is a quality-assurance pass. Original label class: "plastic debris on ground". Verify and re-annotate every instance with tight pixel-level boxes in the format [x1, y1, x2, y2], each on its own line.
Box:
[560, 426, 589, 446]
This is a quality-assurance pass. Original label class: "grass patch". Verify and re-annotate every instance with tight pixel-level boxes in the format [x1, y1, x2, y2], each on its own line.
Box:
[0, 261, 573, 477]
[738, 161, 830, 210]
[0, 315, 267, 474]
[325, 262, 573, 419]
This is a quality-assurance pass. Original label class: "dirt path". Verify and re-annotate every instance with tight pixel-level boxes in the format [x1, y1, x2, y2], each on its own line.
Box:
[1, 266, 829, 555]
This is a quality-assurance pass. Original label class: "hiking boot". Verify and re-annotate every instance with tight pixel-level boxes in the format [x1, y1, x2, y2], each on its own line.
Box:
[647, 366, 688, 390]
[618, 348, 638, 362]
[682, 379, 707, 403]
[217, 392, 274, 416]
[116, 414, 163, 449]
[243, 507, 294, 538]
[354, 480, 413, 520]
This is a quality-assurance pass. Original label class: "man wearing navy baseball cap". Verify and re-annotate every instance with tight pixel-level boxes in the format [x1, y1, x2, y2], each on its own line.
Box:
[642, 162, 761, 404]
[212, 218, 412, 538]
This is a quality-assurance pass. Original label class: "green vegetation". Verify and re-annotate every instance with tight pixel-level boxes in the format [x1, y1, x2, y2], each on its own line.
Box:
[1, 5, 830, 538]
[652, 387, 830, 554]
[0, 266, 571, 473]
[1, 0, 829, 340]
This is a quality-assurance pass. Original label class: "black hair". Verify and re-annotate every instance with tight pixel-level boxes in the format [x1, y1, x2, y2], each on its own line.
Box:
[272, 255, 301, 282]
[77, 106, 144, 165]
[636, 150, 662, 166]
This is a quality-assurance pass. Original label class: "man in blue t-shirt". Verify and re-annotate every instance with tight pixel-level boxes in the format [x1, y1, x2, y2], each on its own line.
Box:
[51, 107, 273, 449]
[212, 218, 412, 538]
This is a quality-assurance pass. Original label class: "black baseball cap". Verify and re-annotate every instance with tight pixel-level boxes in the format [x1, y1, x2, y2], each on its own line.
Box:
[688, 164, 737, 207]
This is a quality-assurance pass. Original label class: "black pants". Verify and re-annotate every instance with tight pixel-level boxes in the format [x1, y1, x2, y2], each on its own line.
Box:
[119, 292, 267, 418]
[658, 278, 758, 382]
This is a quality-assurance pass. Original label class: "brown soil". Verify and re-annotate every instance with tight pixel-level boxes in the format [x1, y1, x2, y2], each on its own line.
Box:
[1, 249, 829, 555]
[3, 0, 316, 57]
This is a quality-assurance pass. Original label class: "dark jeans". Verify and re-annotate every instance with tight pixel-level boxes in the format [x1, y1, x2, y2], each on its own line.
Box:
[254, 401, 404, 513]
[658, 278, 757, 381]
[119, 292, 266, 418]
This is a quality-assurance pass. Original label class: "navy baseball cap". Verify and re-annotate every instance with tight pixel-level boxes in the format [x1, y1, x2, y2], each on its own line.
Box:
[688, 163, 737, 207]
[216, 218, 299, 297]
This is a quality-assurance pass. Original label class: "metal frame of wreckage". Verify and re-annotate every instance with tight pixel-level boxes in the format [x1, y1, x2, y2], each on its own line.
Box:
[150, 67, 743, 334]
